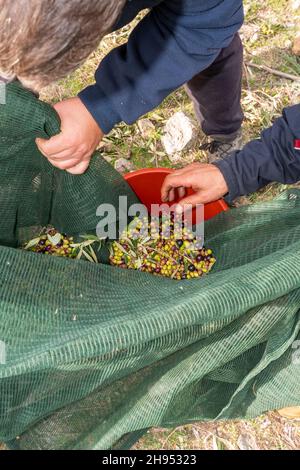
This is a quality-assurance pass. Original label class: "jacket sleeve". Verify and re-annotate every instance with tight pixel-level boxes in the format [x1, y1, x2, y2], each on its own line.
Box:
[214, 104, 300, 202]
[78, 0, 244, 134]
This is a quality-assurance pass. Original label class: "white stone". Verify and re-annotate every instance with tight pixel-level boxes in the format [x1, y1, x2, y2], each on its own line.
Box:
[161, 112, 197, 156]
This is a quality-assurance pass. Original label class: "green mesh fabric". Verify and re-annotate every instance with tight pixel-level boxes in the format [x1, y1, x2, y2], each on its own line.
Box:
[0, 82, 299, 450]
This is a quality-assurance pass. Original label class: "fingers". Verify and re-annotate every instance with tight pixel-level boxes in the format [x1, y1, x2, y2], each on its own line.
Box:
[36, 135, 72, 158]
[44, 155, 92, 174]
[167, 186, 186, 202]
[168, 188, 175, 202]
[175, 193, 205, 214]
[66, 160, 90, 175]
[47, 157, 80, 171]
[41, 149, 77, 162]
[37, 136, 92, 172]
[161, 174, 183, 202]
[161, 171, 193, 202]
[36, 137, 91, 162]
[178, 186, 186, 199]
[176, 187, 226, 213]
[46, 156, 90, 174]
[35, 97, 104, 175]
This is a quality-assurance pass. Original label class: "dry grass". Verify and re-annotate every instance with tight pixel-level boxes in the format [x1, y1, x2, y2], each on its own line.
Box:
[134, 412, 300, 450]
[19, 0, 300, 451]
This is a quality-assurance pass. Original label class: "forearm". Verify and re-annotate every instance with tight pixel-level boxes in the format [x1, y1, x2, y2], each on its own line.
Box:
[79, 0, 243, 133]
[214, 104, 300, 202]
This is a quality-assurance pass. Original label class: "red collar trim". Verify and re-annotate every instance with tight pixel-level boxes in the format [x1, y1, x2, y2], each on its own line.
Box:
[294, 139, 300, 150]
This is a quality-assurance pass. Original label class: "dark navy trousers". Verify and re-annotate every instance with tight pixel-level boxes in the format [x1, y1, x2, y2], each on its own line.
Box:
[116, 1, 244, 140]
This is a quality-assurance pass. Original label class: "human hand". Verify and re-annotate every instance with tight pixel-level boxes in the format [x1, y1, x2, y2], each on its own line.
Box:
[161, 163, 228, 213]
[36, 97, 103, 174]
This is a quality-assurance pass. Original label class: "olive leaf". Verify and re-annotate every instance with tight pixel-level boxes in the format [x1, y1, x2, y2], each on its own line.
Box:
[88, 245, 99, 263]
[24, 237, 40, 250]
[71, 240, 97, 249]
[114, 242, 129, 255]
[47, 233, 62, 246]
[108, 244, 114, 257]
[81, 249, 96, 263]
[139, 236, 151, 245]
[80, 235, 107, 253]
[80, 234, 106, 243]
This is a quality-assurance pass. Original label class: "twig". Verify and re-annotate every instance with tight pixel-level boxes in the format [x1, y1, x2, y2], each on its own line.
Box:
[161, 426, 184, 450]
[243, 63, 251, 92]
[245, 61, 300, 82]
[146, 246, 179, 265]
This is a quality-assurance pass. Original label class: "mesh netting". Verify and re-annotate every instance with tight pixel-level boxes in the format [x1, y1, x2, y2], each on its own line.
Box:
[0, 82, 299, 450]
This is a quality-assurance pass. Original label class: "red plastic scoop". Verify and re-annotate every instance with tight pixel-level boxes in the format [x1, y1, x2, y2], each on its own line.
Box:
[124, 168, 229, 221]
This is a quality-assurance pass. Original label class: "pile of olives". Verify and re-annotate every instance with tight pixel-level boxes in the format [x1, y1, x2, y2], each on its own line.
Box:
[109, 216, 216, 280]
[23, 219, 216, 281]
[23, 227, 77, 258]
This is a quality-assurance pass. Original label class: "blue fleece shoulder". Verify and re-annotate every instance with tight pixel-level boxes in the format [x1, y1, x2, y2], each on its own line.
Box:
[215, 104, 300, 202]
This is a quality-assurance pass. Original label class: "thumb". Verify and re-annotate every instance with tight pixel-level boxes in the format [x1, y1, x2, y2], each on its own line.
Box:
[36, 137, 50, 157]
[36, 133, 65, 157]
[175, 192, 205, 214]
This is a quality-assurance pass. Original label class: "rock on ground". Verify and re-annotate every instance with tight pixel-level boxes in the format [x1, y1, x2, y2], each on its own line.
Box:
[137, 118, 156, 139]
[292, 35, 300, 56]
[292, 0, 300, 10]
[240, 24, 260, 44]
[114, 158, 134, 174]
[161, 112, 198, 160]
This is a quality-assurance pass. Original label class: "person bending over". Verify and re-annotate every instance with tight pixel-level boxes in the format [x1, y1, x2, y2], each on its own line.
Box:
[0, 0, 244, 173]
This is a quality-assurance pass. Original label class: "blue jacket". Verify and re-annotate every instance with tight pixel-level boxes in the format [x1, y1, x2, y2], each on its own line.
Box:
[79, 0, 244, 134]
[78, 0, 300, 198]
[215, 105, 300, 201]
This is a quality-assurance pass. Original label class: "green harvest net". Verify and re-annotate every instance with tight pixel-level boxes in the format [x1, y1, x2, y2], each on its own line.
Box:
[0, 82, 299, 450]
